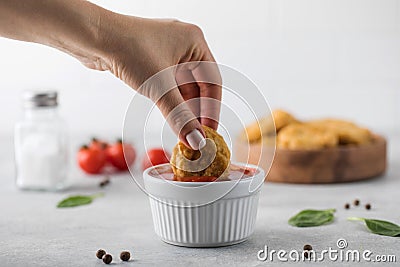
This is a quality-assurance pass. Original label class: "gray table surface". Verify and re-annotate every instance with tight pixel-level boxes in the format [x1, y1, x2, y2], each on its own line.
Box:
[0, 133, 399, 267]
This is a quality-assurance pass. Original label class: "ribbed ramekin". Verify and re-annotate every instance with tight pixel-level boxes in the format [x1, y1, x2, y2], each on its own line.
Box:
[143, 163, 265, 247]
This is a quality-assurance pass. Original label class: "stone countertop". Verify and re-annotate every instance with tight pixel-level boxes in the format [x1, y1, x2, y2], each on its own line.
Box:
[0, 134, 399, 267]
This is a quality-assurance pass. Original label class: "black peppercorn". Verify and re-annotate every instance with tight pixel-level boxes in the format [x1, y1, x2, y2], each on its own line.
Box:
[344, 203, 350, 209]
[365, 203, 371, 210]
[96, 249, 106, 259]
[303, 244, 313, 251]
[120, 251, 131, 261]
[353, 199, 360, 206]
[103, 254, 112, 264]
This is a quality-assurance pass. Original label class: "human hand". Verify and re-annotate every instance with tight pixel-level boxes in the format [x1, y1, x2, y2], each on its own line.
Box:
[0, 0, 221, 150]
[92, 15, 222, 150]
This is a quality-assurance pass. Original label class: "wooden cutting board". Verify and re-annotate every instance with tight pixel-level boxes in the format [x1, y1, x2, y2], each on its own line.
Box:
[234, 135, 387, 184]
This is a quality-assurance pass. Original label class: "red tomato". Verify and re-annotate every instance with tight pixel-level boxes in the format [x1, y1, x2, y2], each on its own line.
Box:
[106, 140, 136, 171]
[89, 137, 108, 151]
[142, 148, 171, 170]
[77, 145, 106, 174]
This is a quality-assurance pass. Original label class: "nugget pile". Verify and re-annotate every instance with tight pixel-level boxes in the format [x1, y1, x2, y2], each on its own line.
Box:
[244, 109, 373, 150]
[170, 125, 231, 178]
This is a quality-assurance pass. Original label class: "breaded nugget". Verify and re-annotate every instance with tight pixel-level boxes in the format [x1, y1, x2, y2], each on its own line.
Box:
[170, 125, 231, 178]
[273, 109, 299, 131]
[277, 124, 338, 150]
[242, 116, 273, 143]
[244, 109, 298, 143]
[308, 119, 372, 145]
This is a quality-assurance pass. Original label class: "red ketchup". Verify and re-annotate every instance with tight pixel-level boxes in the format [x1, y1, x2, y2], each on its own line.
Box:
[149, 164, 256, 182]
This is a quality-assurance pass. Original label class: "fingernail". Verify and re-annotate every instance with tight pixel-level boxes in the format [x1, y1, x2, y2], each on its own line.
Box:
[186, 129, 206, 150]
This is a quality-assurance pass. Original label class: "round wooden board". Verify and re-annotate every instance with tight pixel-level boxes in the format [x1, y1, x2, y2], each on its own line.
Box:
[233, 135, 387, 184]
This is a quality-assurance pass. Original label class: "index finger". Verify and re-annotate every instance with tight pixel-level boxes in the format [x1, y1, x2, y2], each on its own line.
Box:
[191, 59, 222, 130]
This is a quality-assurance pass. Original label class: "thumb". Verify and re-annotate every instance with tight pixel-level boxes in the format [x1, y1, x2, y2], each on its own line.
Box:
[156, 88, 206, 150]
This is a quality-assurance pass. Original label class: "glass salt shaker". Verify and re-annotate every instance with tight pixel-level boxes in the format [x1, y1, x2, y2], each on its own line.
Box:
[14, 91, 68, 191]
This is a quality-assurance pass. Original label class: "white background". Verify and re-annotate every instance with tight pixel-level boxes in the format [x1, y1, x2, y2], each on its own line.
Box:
[0, 0, 399, 137]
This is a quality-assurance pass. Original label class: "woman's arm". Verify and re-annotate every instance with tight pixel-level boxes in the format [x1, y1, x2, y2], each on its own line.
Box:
[0, 0, 221, 150]
[0, 0, 107, 69]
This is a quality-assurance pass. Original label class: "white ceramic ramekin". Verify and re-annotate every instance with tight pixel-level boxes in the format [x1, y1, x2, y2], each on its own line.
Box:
[143, 162, 265, 247]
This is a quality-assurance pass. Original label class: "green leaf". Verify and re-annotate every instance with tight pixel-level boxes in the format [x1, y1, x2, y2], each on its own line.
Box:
[57, 193, 104, 208]
[348, 217, 400, 237]
[288, 209, 336, 227]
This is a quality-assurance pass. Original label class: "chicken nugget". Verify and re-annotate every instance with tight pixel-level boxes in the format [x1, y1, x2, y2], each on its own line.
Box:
[277, 124, 338, 150]
[308, 119, 372, 145]
[170, 125, 231, 178]
[243, 109, 298, 143]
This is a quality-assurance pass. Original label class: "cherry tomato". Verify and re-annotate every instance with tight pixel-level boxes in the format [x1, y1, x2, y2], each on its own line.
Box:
[141, 148, 171, 170]
[77, 145, 106, 174]
[106, 140, 136, 171]
[89, 137, 108, 151]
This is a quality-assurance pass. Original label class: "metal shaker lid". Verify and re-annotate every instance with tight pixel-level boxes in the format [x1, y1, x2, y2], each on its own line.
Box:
[23, 91, 58, 108]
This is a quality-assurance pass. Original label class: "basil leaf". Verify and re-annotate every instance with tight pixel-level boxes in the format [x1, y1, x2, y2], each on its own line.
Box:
[57, 193, 104, 208]
[348, 217, 400, 237]
[289, 209, 336, 227]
